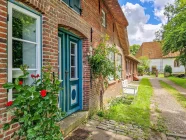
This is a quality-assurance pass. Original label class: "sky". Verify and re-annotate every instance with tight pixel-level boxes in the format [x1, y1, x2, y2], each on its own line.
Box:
[118, 0, 175, 45]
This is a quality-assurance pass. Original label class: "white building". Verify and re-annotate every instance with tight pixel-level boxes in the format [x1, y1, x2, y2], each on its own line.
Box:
[136, 42, 185, 73]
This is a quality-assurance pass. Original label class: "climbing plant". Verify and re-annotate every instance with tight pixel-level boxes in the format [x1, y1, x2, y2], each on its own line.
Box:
[3, 65, 64, 140]
[88, 35, 120, 109]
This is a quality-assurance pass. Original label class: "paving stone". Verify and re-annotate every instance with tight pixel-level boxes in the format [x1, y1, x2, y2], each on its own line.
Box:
[109, 120, 117, 125]
[160, 133, 167, 140]
[116, 131, 125, 135]
[167, 133, 186, 138]
[108, 129, 116, 133]
[96, 125, 109, 131]
[167, 137, 176, 140]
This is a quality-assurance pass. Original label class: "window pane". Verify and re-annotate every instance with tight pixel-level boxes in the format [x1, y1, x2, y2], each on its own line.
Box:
[12, 70, 36, 99]
[63, 0, 69, 5]
[12, 9, 37, 42]
[13, 40, 36, 68]
[71, 44, 75, 54]
[71, 56, 75, 66]
[71, 67, 76, 78]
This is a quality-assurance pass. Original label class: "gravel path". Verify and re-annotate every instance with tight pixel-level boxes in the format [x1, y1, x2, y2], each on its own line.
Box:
[150, 78, 186, 135]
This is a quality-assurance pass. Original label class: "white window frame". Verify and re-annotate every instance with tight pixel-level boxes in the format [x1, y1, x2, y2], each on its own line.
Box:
[117, 54, 122, 79]
[108, 51, 115, 81]
[8, 2, 41, 101]
[102, 10, 106, 27]
[70, 41, 78, 79]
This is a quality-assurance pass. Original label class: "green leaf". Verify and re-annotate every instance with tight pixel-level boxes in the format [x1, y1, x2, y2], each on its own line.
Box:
[27, 129, 36, 138]
[3, 123, 10, 130]
[32, 114, 40, 121]
[15, 78, 20, 85]
[15, 85, 22, 91]
[33, 125, 41, 131]
[30, 99, 38, 106]
[28, 86, 36, 93]
[3, 83, 14, 89]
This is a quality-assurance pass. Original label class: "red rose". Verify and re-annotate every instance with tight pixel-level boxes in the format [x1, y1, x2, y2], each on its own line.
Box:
[31, 74, 35, 78]
[36, 74, 40, 78]
[19, 81, 23, 85]
[31, 74, 40, 78]
[6, 101, 13, 107]
[40, 90, 47, 97]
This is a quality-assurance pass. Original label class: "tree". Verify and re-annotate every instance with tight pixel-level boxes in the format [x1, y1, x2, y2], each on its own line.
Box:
[130, 44, 140, 55]
[138, 56, 150, 74]
[155, 0, 186, 75]
[180, 0, 186, 7]
[154, 25, 164, 42]
[162, 0, 186, 75]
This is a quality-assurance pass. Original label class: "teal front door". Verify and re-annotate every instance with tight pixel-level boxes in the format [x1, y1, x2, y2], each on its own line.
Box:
[58, 30, 83, 115]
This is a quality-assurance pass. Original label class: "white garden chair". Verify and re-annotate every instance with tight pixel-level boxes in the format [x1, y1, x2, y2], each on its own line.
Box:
[122, 80, 138, 96]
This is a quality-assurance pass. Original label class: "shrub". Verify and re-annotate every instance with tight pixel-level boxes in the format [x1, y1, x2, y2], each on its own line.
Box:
[138, 65, 145, 75]
[139, 56, 150, 74]
[164, 65, 172, 74]
[3, 65, 64, 140]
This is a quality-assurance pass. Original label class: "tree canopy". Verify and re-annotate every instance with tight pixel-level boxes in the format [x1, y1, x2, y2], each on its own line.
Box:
[156, 0, 186, 74]
[130, 44, 140, 55]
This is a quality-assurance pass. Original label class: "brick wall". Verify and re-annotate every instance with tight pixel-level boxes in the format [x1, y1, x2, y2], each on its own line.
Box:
[0, 0, 9, 139]
[81, 0, 128, 113]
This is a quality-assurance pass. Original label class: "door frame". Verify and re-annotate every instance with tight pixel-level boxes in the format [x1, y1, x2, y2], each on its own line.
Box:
[58, 28, 83, 116]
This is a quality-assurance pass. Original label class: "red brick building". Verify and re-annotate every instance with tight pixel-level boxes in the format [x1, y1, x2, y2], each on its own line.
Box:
[0, 0, 137, 138]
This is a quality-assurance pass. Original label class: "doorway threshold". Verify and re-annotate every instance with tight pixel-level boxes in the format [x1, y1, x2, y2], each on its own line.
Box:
[59, 111, 89, 137]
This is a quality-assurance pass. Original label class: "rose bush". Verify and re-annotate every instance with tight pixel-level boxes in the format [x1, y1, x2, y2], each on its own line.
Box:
[3, 65, 64, 140]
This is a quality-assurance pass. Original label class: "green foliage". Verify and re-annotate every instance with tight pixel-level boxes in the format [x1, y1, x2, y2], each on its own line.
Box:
[88, 35, 119, 79]
[156, 0, 186, 74]
[160, 80, 186, 108]
[138, 56, 150, 74]
[164, 65, 172, 74]
[168, 76, 186, 89]
[100, 78, 153, 129]
[151, 116, 168, 133]
[3, 65, 64, 140]
[180, 0, 186, 6]
[110, 96, 134, 106]
[130, 44, 140, 55]
[137, 65, 144, 75]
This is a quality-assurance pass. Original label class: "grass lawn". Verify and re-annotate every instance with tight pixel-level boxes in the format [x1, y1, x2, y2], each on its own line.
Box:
[159, 80, 186, 108]
[158, 73, 164, 78]
[101, 78, 153, 129]
[168, 76, 186, 89]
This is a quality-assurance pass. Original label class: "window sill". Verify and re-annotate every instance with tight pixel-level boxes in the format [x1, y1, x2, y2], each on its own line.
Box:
[108, 80, 116, 86]
[70, 78, 79, 81]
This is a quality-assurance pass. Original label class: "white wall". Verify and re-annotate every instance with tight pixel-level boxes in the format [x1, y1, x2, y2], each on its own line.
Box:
[163, 58, 185, 73]
[150, 59, 163, 72]
[149, 58, 185, 73]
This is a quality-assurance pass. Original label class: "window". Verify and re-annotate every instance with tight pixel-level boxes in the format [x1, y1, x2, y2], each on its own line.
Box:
[125, 60, 128, 74]
[62, 0, 81, 14]
[8, 2, 41, 101]
[102, 10, 106, 27]
[70, 42, 78, 79]
[116, 54, 122, 79]
[108, 52, 115, 81]
[174, 60, 180, 67]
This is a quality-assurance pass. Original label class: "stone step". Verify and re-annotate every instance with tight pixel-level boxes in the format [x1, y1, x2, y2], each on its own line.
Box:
[166, 133, 186, 139]
[59, 111, 89, 137]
